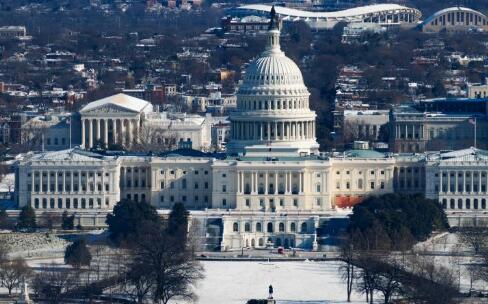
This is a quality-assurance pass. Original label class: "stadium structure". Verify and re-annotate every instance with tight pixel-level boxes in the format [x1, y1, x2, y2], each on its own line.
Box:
[235, 4, 422, 30]
[419, 6, 488, 33]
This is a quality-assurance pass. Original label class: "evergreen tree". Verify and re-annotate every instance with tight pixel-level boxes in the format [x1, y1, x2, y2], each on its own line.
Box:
[64, 239, 91, 269]
[106, 200, 159, 244]
[0, 208, 12, 230]
[166, 202, 189, 245]
[17, 205, 36, 230]
[61, 211, 75, 230]
[348, 193, 449, 250]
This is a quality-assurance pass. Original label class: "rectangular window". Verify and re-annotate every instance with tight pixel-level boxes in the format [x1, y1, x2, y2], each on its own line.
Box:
[245, 199, 250, 207]
[222, 199, 227, 206]
[371, 182, 375, 189]
[222, 185, 227, 192]
[293, 199, 298, 207]
[161, 181, 165, 189]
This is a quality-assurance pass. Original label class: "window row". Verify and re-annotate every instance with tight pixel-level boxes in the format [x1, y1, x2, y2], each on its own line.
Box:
[232, 221, 309, 233]
[32, 197, 110, 209]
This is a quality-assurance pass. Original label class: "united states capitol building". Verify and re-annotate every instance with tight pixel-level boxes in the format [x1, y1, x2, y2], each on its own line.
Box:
[13, 15, 488, 251]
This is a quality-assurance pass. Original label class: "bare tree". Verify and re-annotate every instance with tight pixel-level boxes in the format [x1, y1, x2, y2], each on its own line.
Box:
[32, 263, 78, 304]
[355, 253, 381, 304]
[339, 238, 356, 302]
[402, 253, 459, 304]
[458, 227, 488, 255]
[130, 222, 204, 304]
[131, 125, 178, 152]
[0, 258, 32, 296]
[374, 258, 403, 304]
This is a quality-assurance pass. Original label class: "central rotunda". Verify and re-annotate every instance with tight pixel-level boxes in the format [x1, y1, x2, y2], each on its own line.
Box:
[227, 8, 320, 156]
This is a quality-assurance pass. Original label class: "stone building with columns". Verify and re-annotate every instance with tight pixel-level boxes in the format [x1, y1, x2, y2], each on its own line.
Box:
[425, 148, 488, 215]
[79, 93, 152, 149]
[13, 13, 488, 250]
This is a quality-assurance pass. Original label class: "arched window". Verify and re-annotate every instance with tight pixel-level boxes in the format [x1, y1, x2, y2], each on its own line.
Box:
[482, 199, 487, 209]
[442, 199, 447, 209]
[301, 222, 307, 233]
[256, 222, 262, 232]
[290, 222, 296, 232]
[450, 199, 455, 209]
[279, 222, 285, 232]
[251, 239, 255, 247]
[466, 199, 471, 209]
[474, 199, 479, 209]
[259, 238, 264, 246]
[267, 222, 273, 233]
[233, 222, 239, 232]
[245, 222, 251, 232]
[34, 198, 39, 209]
[458, 199, 463, 209]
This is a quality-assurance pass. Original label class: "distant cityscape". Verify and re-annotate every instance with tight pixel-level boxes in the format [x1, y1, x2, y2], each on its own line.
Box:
[0, 0, 488, 303]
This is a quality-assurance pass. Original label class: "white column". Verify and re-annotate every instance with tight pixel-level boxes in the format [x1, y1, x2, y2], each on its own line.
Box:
[463, 171, 466, 193]
[55, 171, 58, 193]
[81, 119, 86, 148]
[104, 119, 109, 148]
[88, 119, 93, 148]
[274, 172, 278, 194]
[39, 171, 43, 193]
[96, 119, 101, 144]
[128, 119, 133, 147]
[47, 171, 51, 193]
[455, 171, 458, 193]
[265, 172, 268, 194]
[298, 172, 302, 193]
[68, 171, 72, 193]
[78, 170, 82, 193]
[113, 119, 118, 144]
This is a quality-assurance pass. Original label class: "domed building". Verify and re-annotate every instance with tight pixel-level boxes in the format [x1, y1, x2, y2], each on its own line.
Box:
[227, 10, 319, 156]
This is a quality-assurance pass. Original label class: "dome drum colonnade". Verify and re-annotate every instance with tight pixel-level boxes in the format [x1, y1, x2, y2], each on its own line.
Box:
[228, 9, 319, 155]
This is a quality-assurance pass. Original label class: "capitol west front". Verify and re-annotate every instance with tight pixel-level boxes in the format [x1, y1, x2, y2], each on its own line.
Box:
[14, 19, 488, 251]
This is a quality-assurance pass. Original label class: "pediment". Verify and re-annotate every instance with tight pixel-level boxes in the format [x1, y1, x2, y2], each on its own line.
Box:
[81, 103, 139, 115]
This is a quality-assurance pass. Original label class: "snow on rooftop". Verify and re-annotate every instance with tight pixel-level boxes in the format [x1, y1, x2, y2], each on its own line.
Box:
[26, 148, 108, 162]
[80, 93, 152, 114]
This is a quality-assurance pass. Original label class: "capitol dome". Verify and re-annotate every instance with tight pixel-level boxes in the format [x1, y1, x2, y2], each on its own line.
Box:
[227, 9, 319, 157]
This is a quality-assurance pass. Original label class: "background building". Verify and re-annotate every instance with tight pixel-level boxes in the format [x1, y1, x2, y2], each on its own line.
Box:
[420, 7, 488, 33]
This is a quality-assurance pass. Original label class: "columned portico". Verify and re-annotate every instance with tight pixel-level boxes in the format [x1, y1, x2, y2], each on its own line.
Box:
[79, 93, 152, 149]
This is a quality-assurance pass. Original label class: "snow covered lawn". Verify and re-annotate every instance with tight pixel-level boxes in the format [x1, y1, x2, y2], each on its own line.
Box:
[196, 260, 364, 304]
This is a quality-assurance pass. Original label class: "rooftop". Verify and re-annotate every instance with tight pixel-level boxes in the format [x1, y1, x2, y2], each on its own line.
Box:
[80, 93, 152, 114]
[238, 4, 420, 20]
